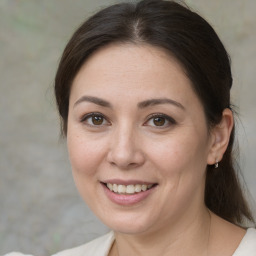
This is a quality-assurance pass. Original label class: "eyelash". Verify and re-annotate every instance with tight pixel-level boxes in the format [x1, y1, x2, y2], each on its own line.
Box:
[80, 112, 176, 128]
[80, 112, 110, 127]
[144, 113, 176, 128]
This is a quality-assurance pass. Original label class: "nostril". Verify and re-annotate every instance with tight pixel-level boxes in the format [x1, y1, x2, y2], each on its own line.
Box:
[128, 162, 140, 168]
[106, 146, 145, 169]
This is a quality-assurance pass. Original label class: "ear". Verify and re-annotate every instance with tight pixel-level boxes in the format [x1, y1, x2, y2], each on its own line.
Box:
[207, 108, 234, 165]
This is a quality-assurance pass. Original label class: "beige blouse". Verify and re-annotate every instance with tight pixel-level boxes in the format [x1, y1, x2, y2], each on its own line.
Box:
[4, 228, 256, 256]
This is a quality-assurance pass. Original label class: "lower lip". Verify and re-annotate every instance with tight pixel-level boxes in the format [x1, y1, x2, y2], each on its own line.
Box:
[101, 183, 156, 206]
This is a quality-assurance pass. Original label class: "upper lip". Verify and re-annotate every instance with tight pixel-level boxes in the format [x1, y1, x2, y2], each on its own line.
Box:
[101, 179, 157, 186]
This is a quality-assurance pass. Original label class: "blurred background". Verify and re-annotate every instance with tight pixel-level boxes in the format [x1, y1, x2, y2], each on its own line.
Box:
[0, 0, 255, 255]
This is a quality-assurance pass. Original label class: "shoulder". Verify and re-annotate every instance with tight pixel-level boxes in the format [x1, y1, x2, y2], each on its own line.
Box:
[52, 231, 115, 256]
[2, 232, 114, 256]
[233, 228, 256, 255]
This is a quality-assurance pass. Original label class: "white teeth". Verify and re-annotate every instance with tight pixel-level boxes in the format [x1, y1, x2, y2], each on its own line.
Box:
[106, 183, 154, 194]
[113, 184, 118, 193]
[126, 185, 135, 194]
[141, 184, 147, 191]
[107, 183, 113, 191]
[135, 184, 142, 193]
[117, 185, 126, 193]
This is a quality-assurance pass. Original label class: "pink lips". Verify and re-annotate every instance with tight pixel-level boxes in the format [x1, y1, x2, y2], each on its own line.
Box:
[101, 181, 157, 206]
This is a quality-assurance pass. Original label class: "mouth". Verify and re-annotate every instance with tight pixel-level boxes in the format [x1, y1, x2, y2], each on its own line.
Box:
[102, 182, 157, 195]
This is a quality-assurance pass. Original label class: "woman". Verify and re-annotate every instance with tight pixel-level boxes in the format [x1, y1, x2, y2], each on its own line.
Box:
[6, 0, 256, 255]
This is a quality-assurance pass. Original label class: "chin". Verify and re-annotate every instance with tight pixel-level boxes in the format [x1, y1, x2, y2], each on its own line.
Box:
[97, 210, 158, 235]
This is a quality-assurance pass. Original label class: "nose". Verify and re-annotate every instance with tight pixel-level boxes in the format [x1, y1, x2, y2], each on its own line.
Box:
[106, 124, 145, 170]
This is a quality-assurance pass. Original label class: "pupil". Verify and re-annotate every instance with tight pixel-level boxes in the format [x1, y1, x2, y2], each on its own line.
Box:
[153, 117, 165, 126]
[92, 116, 103, 125]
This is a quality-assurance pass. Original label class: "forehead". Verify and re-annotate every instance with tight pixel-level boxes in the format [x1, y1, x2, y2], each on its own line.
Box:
[70, 43, 201, 110]
[73, 44, 188, 88]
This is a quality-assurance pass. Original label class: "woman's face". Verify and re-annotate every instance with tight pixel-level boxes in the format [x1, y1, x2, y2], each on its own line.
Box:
[67, 44, 215, 234]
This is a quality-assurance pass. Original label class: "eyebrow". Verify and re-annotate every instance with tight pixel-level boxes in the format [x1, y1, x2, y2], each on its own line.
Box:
[74, 96, 112, 108]
[138, 98, 185, 110]
[74, 95, 185, 110]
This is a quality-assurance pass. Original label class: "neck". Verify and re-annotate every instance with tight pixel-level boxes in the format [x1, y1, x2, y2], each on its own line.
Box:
[111, 207, 212, 256]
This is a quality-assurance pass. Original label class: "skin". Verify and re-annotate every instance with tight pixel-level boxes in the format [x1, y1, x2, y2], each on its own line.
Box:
[67, 44, 245, 255]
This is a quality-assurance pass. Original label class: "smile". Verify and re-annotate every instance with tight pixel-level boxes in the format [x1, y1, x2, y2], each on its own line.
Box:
[106, 183, 154, 194]
[101, 181, 158, 205]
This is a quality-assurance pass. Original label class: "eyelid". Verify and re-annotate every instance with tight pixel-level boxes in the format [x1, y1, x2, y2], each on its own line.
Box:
[80, 112, 110, 126]
[144, 113, 177, 127]
[80, 112, 176, 128]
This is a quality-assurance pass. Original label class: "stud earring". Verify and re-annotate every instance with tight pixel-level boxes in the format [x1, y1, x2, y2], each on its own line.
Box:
[214, 162, 219, 168]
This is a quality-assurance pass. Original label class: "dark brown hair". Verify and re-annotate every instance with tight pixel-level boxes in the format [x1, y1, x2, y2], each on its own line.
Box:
[55, 0, 254, 226]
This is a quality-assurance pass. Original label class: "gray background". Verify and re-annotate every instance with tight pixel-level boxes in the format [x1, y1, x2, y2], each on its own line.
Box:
[0, 0, 255, 255]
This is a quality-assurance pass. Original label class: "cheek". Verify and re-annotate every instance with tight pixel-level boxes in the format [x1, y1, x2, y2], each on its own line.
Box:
[148, 130, 209, 179]
[67, 132, 106, 205]
[150, 134, 209, 211]
[67, 132, 105, 177]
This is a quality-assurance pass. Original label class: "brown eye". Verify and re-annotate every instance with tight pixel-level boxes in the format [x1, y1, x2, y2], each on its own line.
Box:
[92, 115, 104, 125]
[153, 117, 166, 126]
[144, 113, 176, 128]
[81, 113, 109, 126]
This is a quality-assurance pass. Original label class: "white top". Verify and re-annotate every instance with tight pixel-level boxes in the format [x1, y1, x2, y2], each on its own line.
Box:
[4, 228, 256, 256]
